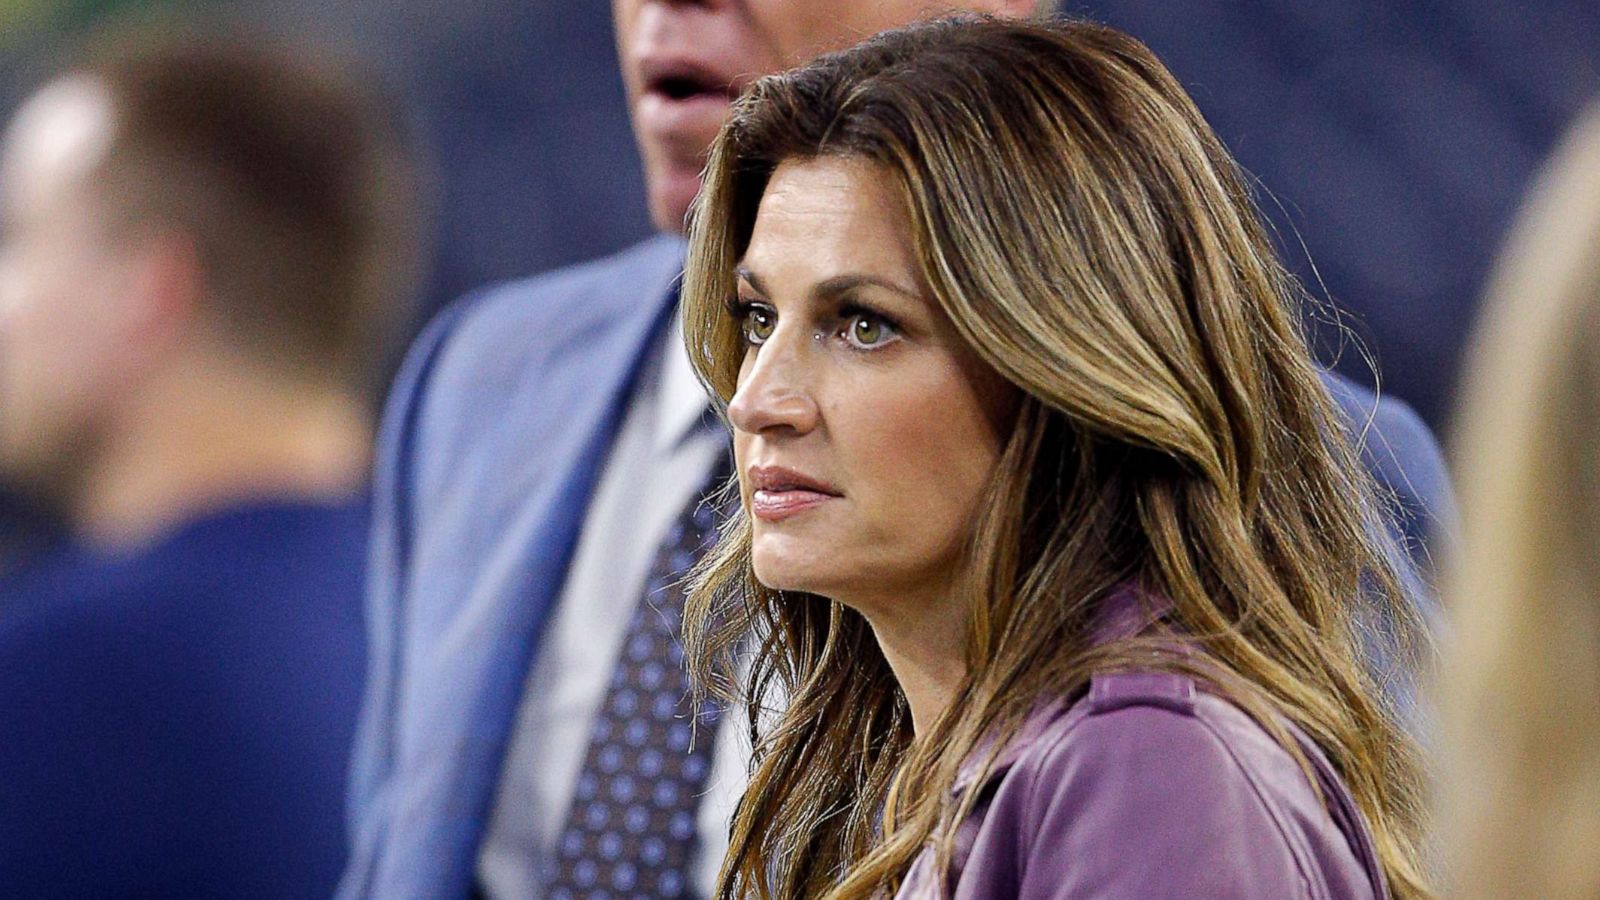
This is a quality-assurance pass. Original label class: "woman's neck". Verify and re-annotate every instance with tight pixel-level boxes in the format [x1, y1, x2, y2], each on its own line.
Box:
[857, 586, 970, 735]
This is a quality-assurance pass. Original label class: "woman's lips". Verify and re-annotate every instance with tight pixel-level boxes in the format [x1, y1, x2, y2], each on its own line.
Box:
[750, 488, 835, 521]
[746, 465, 840, 522]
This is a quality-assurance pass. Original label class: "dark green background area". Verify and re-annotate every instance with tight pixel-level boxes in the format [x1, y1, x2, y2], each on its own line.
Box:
[2, 0, 220, 40]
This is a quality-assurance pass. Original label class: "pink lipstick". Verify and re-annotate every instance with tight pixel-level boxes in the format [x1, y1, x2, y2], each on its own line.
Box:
[747, 466, 840, 522]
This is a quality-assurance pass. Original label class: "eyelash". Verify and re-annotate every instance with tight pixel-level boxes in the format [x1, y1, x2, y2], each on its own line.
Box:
[727, 296, 775, 346]
[727, 296, 900, 351]
[838, 304, 900, 350]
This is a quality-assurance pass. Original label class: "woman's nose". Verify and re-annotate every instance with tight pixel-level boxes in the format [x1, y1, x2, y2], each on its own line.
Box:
[727, 331, 820, 437]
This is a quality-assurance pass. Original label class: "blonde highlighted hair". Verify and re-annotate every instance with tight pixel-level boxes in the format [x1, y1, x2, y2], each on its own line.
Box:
[682, 17, 1430, 899]
[1442, 101, 1600, 900]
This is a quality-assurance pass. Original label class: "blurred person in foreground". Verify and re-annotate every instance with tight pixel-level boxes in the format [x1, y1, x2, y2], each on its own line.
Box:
[681, 17, 1428, 898]
[0, 27, 419, 897]
[1441, 100, 1600, 900]
[342, 1, 1452, 897]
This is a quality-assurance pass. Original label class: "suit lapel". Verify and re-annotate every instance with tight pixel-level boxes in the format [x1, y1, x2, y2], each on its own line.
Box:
[380, 238, 685, 897]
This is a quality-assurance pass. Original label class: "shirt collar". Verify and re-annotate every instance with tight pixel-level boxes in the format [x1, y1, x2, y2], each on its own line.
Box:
[654, 306, 717, 454]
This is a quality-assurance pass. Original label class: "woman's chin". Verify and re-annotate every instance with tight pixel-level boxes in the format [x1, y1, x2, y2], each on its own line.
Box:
[751, 548, 834, 597]
[751, 560, 808, 595]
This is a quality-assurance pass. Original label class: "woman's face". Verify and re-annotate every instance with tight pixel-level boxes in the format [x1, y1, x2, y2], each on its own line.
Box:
[727, 155, 1014, 614]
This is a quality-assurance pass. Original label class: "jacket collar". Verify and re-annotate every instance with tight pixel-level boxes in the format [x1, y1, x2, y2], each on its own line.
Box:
[950, 580, 1165, 795]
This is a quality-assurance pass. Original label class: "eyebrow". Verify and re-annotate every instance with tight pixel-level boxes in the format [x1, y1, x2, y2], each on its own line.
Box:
[735, 265, 924, 305]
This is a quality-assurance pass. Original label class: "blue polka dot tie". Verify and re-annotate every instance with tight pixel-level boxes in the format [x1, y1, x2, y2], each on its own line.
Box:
[548, 454, 732, 900]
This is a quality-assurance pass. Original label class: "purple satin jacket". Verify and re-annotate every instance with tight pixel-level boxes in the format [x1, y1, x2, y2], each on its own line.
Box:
[898, 592, 1389, 899]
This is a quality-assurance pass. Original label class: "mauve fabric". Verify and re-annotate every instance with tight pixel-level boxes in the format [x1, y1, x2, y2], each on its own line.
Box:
[898, 591, 1387, 899]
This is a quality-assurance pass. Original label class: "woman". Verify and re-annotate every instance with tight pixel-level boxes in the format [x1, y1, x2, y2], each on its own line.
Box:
[680, 17, 1431, 899]
[1441, 101, 1600, 900]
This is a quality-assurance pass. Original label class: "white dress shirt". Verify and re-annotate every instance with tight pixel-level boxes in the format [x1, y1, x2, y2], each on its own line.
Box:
[476, 312, 748, 898]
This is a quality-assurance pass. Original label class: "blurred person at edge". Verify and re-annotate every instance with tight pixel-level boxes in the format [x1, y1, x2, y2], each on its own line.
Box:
[341, 2, 1452, 899]
[0, 27, 420, 898]
[1441, 101, 1600, 900]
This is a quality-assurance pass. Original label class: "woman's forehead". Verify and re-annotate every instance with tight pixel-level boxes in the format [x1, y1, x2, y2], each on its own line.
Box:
[738, 157, 920, 293]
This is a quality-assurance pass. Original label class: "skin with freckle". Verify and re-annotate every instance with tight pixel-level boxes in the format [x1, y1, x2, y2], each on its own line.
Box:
[728, 157, 1013, 620]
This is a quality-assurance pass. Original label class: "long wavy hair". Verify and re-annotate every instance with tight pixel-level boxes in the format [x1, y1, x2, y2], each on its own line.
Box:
[1442, 101, 1600, 900]
[680, 17, 1430, 899]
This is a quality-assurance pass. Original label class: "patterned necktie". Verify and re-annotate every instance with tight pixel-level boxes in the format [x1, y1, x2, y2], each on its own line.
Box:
[548, 453, 732, 900]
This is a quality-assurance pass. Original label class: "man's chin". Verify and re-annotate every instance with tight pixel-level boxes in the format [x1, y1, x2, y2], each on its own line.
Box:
[645, 167, 706, 235]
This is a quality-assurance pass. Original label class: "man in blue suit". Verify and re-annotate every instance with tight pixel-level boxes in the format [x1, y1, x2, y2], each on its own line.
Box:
[341, 2, 1455, 897]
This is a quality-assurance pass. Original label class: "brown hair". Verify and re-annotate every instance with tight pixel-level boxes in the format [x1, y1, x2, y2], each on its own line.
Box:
[681, 17, 1431, 899]
[1441, 100, 1600, 899]
[71, 25, 421, 390]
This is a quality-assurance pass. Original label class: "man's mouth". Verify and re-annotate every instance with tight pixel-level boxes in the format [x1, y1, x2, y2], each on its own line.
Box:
[651, 72, 736, 103]
[640, 59, 743, 106]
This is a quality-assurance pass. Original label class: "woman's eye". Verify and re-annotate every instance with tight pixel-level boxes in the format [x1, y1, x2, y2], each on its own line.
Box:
[844, 313, 896, 349]
[741, 305, 776, 345]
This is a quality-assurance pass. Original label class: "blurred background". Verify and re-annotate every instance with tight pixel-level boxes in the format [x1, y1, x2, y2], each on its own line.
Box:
[5, 0, 1595, 431]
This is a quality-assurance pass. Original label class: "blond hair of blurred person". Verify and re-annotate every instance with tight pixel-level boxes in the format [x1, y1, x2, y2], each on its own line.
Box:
[1443, 100, 1600, 900]
[0, 24, 419, 897]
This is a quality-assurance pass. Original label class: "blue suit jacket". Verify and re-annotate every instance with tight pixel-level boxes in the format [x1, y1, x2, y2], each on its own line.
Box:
[340, 234, 1454, 899]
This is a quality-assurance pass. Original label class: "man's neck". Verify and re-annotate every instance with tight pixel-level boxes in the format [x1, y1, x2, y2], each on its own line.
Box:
[70, 355, 372, 553]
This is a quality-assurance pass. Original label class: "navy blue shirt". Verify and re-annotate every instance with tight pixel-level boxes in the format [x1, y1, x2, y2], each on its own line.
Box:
[0, 498, 369, 898]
